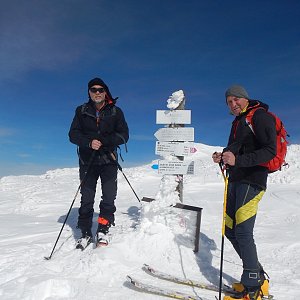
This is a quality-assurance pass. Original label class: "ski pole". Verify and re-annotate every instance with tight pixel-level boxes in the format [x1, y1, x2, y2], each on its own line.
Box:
[110, 152, 141, 203]
[218, 162, 228, 300]
[44, 151, 96, 260]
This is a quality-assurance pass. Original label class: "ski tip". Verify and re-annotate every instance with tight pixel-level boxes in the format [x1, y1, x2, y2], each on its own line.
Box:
[75, 245, 85, 251]
[142, 264, 153, 272]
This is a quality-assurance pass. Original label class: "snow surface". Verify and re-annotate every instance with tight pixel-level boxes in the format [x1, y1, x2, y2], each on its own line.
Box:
[0, 143, 299, 300]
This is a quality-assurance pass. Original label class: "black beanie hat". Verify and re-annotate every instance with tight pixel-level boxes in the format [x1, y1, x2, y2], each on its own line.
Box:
[225, 85, 249, 100]
[88, 77, 114, 101]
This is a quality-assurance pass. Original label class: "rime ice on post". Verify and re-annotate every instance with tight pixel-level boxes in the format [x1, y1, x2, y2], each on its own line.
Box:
[143, 90, 202, 253]
[167, 90, 185, 110]
[154, 90, 194, 203]
[167, 90, 186, 202]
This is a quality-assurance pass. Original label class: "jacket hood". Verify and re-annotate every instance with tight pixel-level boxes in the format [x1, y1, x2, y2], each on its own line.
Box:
[88, 77, 117, 103]
[248, 100, 269, 111]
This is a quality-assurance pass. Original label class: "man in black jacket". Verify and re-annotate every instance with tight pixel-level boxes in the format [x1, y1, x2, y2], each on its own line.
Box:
[212, 85, 276, 300]
[69, 77, 129, 248]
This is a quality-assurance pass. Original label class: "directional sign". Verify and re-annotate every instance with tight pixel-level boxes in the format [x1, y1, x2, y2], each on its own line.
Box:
[155, 141, 197, 157]
[156, 110, 191, 125]
[154, 127, 194, 142]
[157, 160, 195, 175]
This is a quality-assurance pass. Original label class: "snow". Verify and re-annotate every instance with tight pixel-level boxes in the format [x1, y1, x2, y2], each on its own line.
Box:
[0, 143, 299, 300]
[166, 90, 185, 109]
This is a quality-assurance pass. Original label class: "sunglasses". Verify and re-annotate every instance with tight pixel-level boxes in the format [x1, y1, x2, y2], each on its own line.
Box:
[89, 87, 105, 94]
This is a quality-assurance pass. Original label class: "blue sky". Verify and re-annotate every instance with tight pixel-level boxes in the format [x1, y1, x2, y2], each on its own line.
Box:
[0, 0, 299, 177]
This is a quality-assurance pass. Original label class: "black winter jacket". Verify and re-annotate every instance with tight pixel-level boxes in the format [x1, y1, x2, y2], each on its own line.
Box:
[224, 100, 276, 190]
[69, 100, 129, 165]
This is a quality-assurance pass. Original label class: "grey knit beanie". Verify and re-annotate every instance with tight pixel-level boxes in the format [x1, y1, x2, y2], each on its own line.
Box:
[225, 85, 249, 100]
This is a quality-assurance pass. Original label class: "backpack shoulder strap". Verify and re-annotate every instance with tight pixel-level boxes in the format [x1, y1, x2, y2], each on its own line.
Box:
[245, 107, 266, 135]
[81, 102, 89, 114]
[111, 105, 117, 116]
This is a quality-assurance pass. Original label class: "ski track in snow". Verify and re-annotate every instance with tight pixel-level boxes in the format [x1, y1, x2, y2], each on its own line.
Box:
[0, 143, 299, 299]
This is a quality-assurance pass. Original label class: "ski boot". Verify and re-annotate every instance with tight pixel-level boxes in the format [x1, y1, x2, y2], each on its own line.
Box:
[224, 286, 262, 300]
[95, 217, 111, 247]
[76, 232, 93, 250]
[232, 270, 269, 297]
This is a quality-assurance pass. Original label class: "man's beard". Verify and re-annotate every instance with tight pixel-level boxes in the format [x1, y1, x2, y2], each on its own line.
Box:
[94, 98, 105, 104]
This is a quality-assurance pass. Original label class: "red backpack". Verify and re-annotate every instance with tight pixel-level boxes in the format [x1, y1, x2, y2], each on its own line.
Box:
[246, 107, 289, 173]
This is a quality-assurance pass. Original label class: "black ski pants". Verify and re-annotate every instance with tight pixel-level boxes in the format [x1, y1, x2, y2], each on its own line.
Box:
[225, 181, 265, 287]
[77, 162, 118, 235]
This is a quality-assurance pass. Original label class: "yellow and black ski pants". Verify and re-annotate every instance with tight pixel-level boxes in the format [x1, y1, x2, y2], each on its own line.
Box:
[225, 181, 265, 287]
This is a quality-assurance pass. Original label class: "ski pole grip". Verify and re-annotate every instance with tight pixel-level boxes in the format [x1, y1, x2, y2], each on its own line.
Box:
[110, 152, 116, 161]
[110, 152, 122, 171]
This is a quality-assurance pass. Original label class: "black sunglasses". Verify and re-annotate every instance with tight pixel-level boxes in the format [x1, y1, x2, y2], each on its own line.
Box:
[89, 87, 105, 93]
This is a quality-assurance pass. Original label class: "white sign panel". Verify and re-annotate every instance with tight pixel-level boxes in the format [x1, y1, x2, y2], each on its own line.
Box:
[158, 160, 195, 175]
[156, 110, 191, 124]
[154, 127, 194, 142]
[155, 141, 197, 157]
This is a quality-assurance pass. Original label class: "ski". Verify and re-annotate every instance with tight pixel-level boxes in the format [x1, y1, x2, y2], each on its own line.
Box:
[75, 243, 91, 251]
[143, 264, 274, 299]
[143, 264, 223, 293]
[126, 275, 208, 300]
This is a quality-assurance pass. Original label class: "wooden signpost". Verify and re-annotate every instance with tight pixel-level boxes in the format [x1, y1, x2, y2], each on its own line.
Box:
[154, 102, 195, 176]
[155, 141, 197, 157]
[142, 90, 203, 253]
[157, 160, 195, 175]
[156, 110, 191, 124]
[154, 127, 194, 142]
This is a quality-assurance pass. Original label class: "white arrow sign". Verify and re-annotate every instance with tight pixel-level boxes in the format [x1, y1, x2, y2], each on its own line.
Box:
[156, 110, 191, 124]
[155, 141, 197, 157]
[154, 127, 194, 142]
[157, 160, 195, 175]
